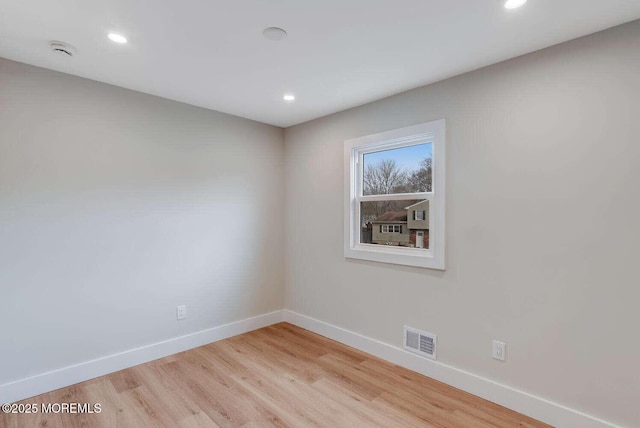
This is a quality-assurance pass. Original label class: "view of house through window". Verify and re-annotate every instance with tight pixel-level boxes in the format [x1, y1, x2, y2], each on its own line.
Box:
[360, 200, 430, 248]
[360, 143, 432, 249]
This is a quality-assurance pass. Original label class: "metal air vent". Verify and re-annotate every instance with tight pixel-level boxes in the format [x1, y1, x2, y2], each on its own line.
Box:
[404, 326, 437, 360]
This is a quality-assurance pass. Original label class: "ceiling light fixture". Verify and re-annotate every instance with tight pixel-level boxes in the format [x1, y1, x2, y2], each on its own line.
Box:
[108, 33, 128, 44]
[283, 94, 295, 102]
[263, 27, 288, 41]
[504, 0, 527, 9]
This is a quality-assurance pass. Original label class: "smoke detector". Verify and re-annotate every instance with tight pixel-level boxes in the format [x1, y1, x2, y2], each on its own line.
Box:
[49, 41, 77, 57]
[262, 27, 287, 41]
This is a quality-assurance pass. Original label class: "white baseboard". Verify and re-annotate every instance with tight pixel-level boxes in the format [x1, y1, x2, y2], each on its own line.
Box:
[0, 310, 285, 405]
[283, 310, 621, 428]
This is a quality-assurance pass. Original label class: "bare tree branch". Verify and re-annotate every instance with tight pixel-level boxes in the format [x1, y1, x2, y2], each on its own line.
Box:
[363, 159, 408, 195]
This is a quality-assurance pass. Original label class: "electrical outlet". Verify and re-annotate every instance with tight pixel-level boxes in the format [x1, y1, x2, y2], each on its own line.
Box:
[492, 340, 506, 361]
[176, 305, 187, 320]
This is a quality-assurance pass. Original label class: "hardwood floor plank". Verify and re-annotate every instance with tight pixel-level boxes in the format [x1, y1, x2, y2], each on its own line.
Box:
[84, 377, 145, 428]
[311, 377, 428, 428]
[133, 363, 203, 423]
[109, 368, 143, 393]
[118, 385, 176, 428]
[161, 360, 248, 427]
[181, 347, 286, 426]
[177, 412, 221, 428]
[2, 322, 552, 428]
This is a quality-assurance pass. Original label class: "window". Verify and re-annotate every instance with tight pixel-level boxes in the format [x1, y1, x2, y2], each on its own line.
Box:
[344, 120, 445, 269]
[381, 225, 402, 233]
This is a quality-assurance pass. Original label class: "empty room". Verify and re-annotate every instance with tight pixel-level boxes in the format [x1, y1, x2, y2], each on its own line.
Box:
[1, 1, 639, 427]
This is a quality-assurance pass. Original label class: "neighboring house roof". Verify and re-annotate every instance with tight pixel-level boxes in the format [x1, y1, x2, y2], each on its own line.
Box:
[372, 212, 407, 222]
[405, 200, 429, 209]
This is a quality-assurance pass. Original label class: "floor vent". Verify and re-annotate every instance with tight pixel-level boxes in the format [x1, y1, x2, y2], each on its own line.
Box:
[404, 326, 437, 360]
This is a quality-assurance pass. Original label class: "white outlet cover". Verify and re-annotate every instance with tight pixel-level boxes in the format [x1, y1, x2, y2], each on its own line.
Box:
[492, 340, 506, 361]
[176, 305, 187, 320]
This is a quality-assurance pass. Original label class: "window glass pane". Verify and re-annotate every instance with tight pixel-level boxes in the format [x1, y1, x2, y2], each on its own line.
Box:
[362, 143, 432, 195]
[360, 200, 429, 249]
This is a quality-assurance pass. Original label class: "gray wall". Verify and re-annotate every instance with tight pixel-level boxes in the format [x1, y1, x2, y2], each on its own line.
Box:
[0, 58, 285, 385]
[284, 20, 640, 426]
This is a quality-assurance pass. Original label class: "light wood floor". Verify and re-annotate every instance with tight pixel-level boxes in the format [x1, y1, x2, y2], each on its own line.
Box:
[1, 323, 551, 428]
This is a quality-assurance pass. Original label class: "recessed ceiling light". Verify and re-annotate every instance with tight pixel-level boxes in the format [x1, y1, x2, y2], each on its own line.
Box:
[283, 94, 295, 102]
[504, 0, 527, 9]
[263, 27, 287, 41]
[108, 33, 128, 44]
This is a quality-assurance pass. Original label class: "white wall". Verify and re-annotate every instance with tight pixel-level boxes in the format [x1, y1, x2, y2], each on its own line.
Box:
[3, 19, 640, 427]
[284, 20, 640, 427]
[0, 58, 284, 386]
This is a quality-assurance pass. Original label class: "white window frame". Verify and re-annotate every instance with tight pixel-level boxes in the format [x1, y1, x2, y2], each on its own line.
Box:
[344, 120, 445, 270]
[381, 224, 402, 234]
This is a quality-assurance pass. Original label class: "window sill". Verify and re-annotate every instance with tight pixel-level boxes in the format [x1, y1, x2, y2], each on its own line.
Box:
[344, 244, 444, 270]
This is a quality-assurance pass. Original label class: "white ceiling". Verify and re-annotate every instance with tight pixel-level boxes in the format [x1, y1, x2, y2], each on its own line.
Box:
[1, 1, 640, 127]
